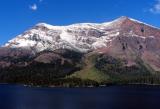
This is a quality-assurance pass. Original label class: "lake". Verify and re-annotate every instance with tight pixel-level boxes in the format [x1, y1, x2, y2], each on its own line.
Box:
[0, 84, 160, 109]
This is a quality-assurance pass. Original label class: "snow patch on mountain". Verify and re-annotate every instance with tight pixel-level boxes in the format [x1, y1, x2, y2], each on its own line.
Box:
[4, 16, 159, 53]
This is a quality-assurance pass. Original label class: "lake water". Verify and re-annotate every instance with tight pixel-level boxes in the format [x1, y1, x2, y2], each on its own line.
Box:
[0, 84, 160, 109]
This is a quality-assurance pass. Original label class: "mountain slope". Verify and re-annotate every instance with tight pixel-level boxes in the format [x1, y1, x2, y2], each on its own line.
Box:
[68, 52, 110, 83]
[1, 16, 160, 86]
[4, 16, 147, 52]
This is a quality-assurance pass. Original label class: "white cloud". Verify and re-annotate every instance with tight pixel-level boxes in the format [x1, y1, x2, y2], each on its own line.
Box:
[150, 0, 160, 14]
[29, 4, 38, 11]
[29, 0, 44, 11]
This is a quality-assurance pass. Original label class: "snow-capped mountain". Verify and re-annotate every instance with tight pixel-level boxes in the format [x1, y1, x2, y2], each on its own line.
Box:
[1, 16, 160, 86]
[5, 16, 159, 53]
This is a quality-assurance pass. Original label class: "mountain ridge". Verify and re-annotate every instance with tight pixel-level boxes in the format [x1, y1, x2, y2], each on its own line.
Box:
[0, 16, 160, 86]
[4, 16, 160, 53]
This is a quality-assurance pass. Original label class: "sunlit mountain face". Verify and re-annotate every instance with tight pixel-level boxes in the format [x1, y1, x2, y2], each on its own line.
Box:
[0, 16, 160, 86]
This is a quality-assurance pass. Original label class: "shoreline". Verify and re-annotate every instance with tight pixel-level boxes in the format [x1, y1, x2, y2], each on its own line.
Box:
[1, 83, 160, 88]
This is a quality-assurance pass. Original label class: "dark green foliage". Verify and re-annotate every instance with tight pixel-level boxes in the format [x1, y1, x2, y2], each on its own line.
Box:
[51, 78, 99, 87]
[0, 49, 85, 86]
[54, 49, 84, 62]
[95, 55, 122, 74]
[0, 49, 160, 87]
[0, 61, 82, 86]
[0, 55, 33, 64]
[95, 54, 160, 84]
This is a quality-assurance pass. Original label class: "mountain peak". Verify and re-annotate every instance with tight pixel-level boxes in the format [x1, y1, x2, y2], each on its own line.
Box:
[118, 16, 129, 20]
[112, 16, 159, 30]
[35, 23, 55, 28]
[4, 16, 160, 53]
[113, 16, 142, 25]
[36, 23, 49, 26]
[35, 22, 65, 30]
[113, 16, 130, 22]
[1, 16, 160, 85]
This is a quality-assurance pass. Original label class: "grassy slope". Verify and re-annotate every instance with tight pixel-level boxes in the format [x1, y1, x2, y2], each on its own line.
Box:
[65, 50, 160, 86]
[67, 52, 110, 83]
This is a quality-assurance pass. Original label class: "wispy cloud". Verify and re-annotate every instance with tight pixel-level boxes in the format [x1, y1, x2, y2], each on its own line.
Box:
[29, 0, 44, 11]
[29, 4, 38, 11]
[150, 0, 160, 14]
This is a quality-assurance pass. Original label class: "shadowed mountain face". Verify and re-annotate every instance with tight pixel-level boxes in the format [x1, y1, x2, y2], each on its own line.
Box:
[0, 16, 160, 86]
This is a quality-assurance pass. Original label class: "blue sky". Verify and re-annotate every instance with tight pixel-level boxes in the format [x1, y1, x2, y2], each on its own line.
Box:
[0, 0, 160, 45]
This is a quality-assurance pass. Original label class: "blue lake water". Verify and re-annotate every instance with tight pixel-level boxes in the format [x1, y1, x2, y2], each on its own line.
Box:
[0, 84, 160, 109]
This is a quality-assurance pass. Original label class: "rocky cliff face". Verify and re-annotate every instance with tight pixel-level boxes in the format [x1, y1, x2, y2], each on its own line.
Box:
[2, 16, 160, 70]
[96, 17, 160, 71]
[0, 16, 160, 86]
[3, 16, 142, 52]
